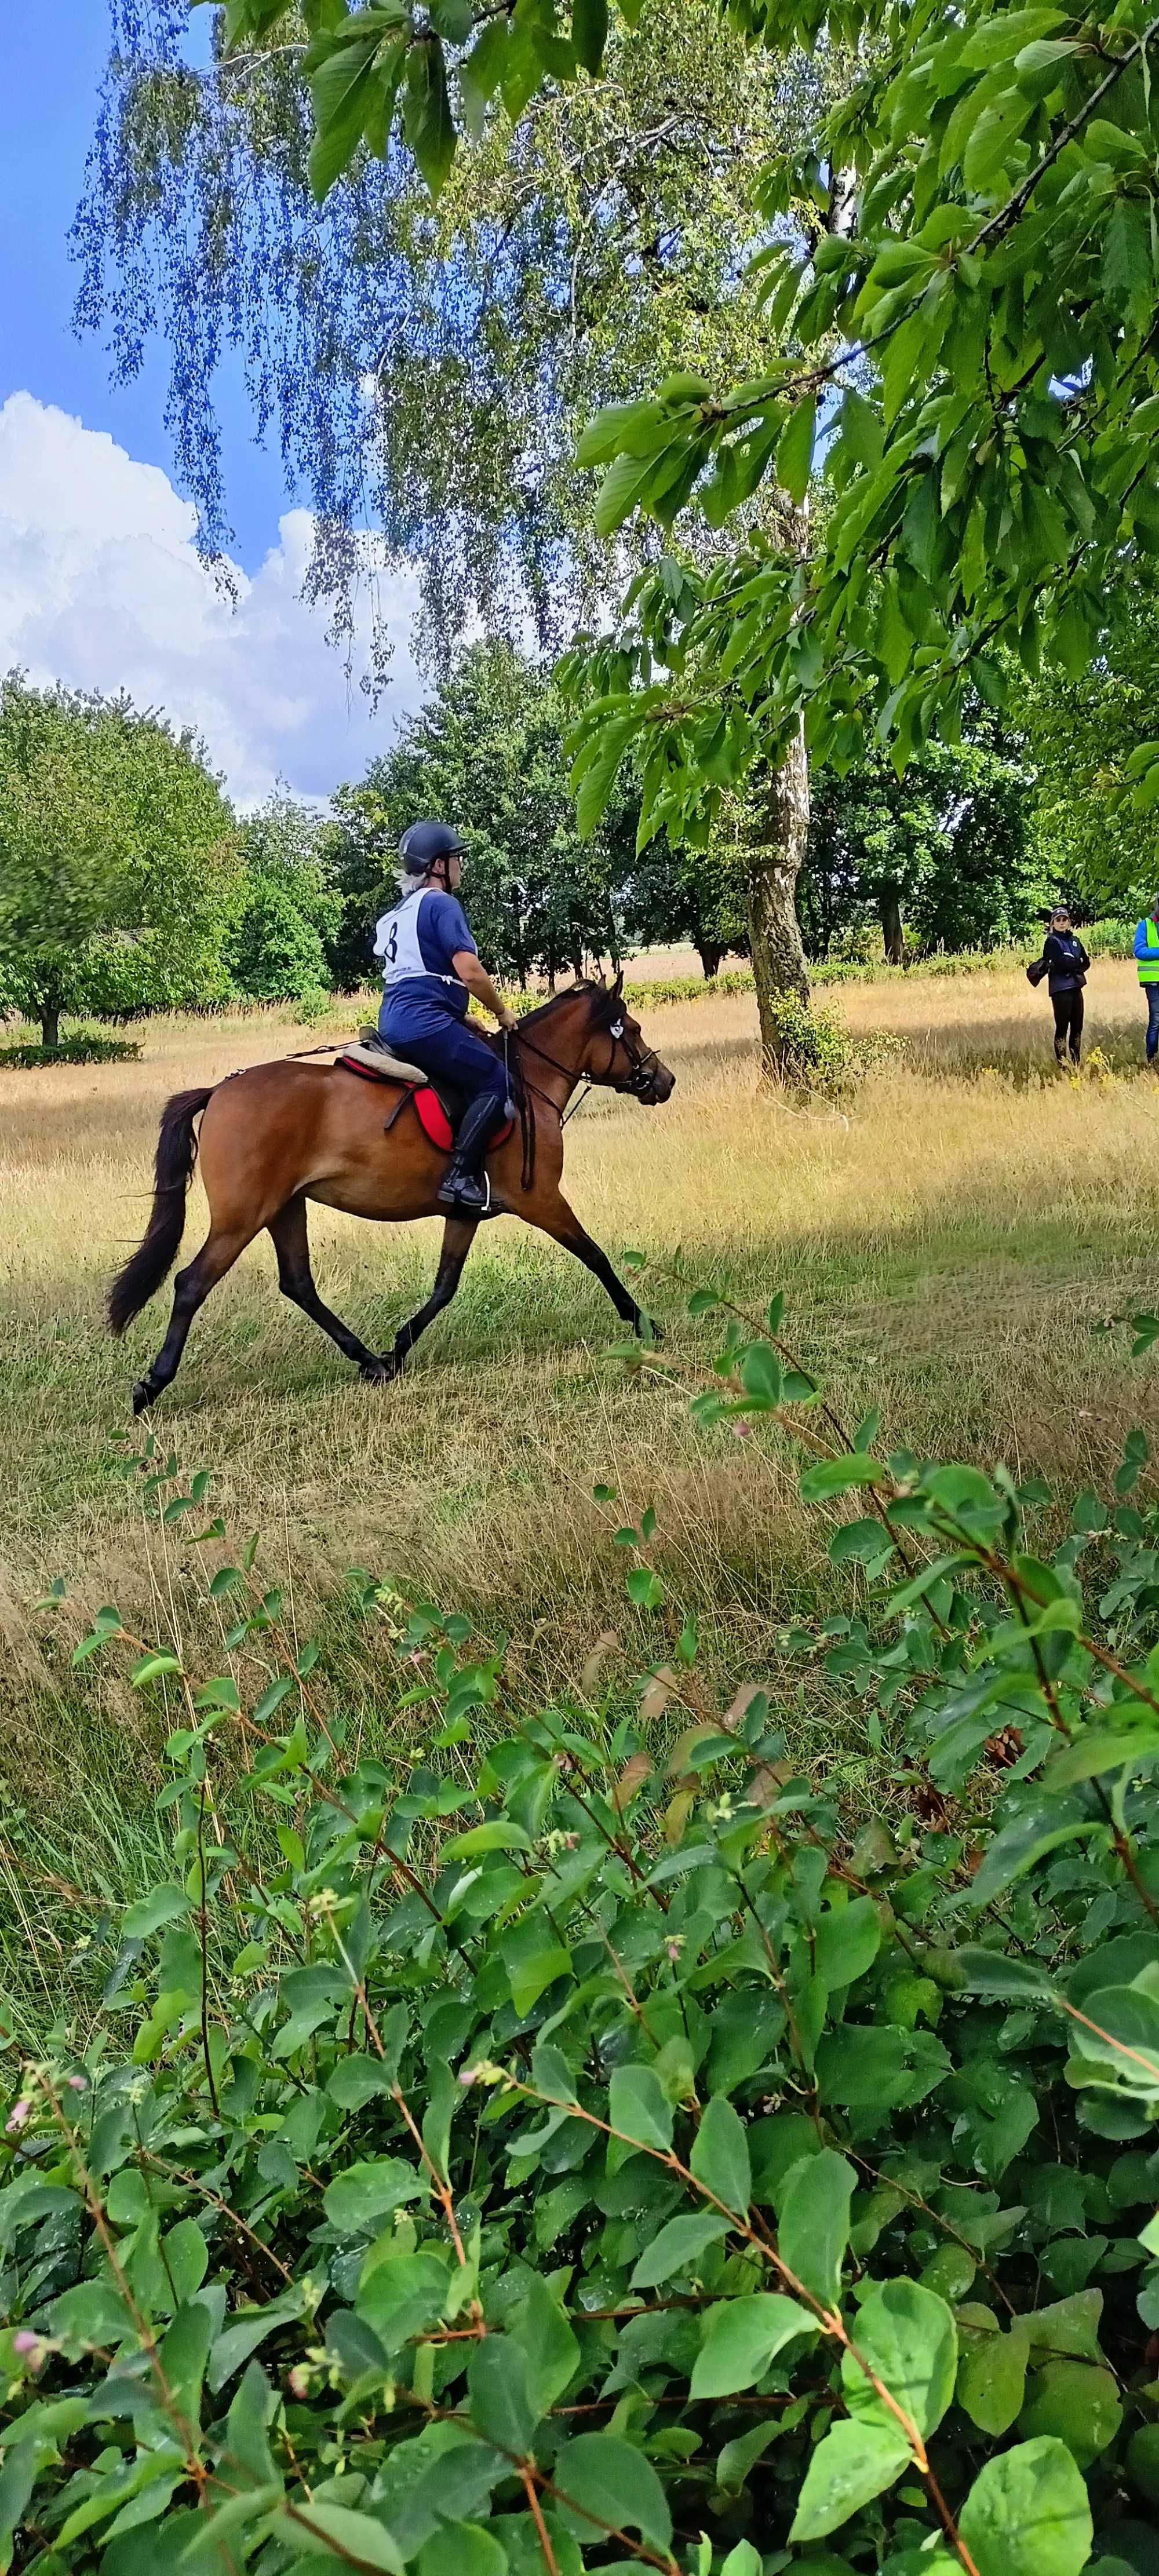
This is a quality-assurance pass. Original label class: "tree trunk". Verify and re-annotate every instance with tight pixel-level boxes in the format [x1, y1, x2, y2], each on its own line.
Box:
[746, 723, 810, 1074]
[880, 885, 905, 966]
[695, 940, 724, 980]
[40, 1001, 61, 1051]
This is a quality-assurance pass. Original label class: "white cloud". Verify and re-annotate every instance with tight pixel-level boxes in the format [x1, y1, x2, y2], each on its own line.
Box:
[0, 392, 424, 807]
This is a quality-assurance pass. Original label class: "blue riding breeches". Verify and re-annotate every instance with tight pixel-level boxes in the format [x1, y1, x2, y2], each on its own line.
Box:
[378, 991, 508, 1107]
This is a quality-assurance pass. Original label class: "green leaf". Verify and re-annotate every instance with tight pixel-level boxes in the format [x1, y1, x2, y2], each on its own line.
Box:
[512, 2276, 579, 2414]
[629, 2210, 731, 2287]
[1069, 1982, 1159, 2091]
[813, 1895, 881, 1989]
[553, 2433, 672, 2552]
[776, 395, 817, 506]
[122, 1884, 192, 1940]
[777, 2147, 855, 2304]
[967, 1801, 1098, 1909]
[327, 2054, 399, 2111]
[572, 0, 608, 74]
[608, 2062, 673, 2153]
[739, 1342, 782, 1404]
[1019, 2359, 1122, 2468]
[323, 2158, 427, 2233]
[442, 1821, 534, 1858]
[1047, 1728, 1159, 1788]
[957, 2436, 1093, 2576]
[842, 2278, 958, 2438]
[690, 2095, 751, 2212]
[956, 2309, 1029, 2436]
[417, 2524, 508, 2576]
[788, 2419, 910, 2541]
[160, 2300, 213, 2428]
[690, 2292, 813, 2398]
[800, 1455, 884, 1500]
[403, 35, 456, 197]
[467, 2336, 538, 2456]
[277, 2500, 404, 2570]
[129, 1651, 183, 1687]
[501, 1917, 571, 2017]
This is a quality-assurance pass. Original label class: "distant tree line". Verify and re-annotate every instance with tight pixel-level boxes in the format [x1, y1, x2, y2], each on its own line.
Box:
[0, 634, 1149, 1049]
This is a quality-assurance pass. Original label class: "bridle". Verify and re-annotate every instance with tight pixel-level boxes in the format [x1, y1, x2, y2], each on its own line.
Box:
[513, 1010, 666, 1118]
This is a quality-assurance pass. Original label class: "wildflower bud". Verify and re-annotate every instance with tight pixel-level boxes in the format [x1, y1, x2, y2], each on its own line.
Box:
[66, 2075, 87, 2093]
[5, 2101, 30, 2134]
[287, 2364, 311, 2400]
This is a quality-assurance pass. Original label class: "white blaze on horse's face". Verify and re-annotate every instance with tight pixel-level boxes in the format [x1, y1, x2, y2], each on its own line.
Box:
[609, 1019, 625, 1039]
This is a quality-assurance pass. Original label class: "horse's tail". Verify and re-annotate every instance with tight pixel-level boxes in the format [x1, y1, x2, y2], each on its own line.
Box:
[108, 1087, 214, 1336]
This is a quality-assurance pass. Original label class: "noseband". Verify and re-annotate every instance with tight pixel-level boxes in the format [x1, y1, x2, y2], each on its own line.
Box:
[601, 1015, 666, 1102]
[515, 1009, 664, 1110]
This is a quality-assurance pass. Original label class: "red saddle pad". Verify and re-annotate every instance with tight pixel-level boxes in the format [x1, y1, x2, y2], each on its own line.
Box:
[415, 1090, 513, 1153]
[335, 1057, 512, 1153]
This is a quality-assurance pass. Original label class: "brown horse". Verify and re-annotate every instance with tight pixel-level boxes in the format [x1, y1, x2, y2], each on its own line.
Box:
[109, 978, 675, 1413]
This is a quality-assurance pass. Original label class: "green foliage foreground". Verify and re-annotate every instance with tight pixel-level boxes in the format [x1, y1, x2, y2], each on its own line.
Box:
[5, 1282, 1159, 2574]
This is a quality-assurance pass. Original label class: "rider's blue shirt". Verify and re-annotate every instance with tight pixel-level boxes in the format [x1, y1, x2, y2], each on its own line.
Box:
[374, 889, 478, 1021]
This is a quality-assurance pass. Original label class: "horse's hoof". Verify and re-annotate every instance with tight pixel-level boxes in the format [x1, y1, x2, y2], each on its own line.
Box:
[132, 1378, 155, 1417]
[359, 1354, 399, 1386]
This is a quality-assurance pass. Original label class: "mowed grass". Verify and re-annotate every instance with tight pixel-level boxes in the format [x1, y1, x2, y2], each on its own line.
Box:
[2, 954, 1159, 1810]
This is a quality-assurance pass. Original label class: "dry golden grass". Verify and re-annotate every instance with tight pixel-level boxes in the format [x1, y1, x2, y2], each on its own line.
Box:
[2, 960, 1159, 1800]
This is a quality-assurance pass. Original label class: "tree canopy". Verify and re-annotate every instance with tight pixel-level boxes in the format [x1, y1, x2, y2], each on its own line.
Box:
[79, 1, 810, 668]
[803, 720, 1044, 961]
[0, 674, 238, 1048]
[1014, 569, 1159, 916]
[89, 0, 1159, 823]
[329, 640, 637, 984]
[228, 789, 344, 1001]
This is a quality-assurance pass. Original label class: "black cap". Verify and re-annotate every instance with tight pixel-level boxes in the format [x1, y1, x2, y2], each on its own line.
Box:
[399, 820, 466, 875]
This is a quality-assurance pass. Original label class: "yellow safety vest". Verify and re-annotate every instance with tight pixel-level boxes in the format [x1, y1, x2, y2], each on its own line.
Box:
[1140, 920, 1159, 984]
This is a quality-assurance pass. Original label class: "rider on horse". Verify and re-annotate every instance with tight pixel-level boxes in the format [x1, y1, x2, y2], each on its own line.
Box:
[374, 820, 517, 1216]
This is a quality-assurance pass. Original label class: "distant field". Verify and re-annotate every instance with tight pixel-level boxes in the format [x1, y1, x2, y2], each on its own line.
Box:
[2, 954, 1158, 1815]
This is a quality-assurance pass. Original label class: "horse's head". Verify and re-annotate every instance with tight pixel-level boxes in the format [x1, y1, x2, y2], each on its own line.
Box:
[585, 973, 675, 1107]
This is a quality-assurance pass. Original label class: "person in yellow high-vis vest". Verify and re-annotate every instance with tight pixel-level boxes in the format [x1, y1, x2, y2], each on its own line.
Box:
[1134, 910, 1159, 1061]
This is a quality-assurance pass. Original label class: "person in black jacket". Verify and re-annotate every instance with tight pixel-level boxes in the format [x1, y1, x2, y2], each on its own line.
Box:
[1027, 906, 1091, 1066]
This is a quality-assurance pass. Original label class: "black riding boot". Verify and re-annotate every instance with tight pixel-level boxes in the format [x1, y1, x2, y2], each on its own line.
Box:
[436, 1091, 504, 1214]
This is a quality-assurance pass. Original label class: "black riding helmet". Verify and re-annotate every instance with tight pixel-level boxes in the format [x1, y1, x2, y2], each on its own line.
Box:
[399, 820, 466, 876]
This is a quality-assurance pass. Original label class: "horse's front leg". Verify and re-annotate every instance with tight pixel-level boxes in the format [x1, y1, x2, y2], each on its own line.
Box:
[384, 1214, 480, 1377]
[526, 1192, 662, 1342]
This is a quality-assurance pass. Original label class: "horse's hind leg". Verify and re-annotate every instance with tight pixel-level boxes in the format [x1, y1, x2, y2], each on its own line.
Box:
[133, 1223, 256, 1415]
[268, 1196, 388, 1382]
[386, 1214, 479, 1378]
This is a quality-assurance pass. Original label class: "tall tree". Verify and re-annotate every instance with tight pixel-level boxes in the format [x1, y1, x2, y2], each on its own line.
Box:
[329, 640, 637, 986]
[78, 2, 832, 1042]
[1015, 570, 1159, 915]
[80, 0, 1159, 1048]
[228, 789, 342, 1000]
[803, 722, 1043, 961]
[0, 675, 237, 1049]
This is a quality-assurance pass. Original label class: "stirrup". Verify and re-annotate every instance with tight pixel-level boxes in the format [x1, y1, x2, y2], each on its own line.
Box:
[436, 1167, 492, 1216]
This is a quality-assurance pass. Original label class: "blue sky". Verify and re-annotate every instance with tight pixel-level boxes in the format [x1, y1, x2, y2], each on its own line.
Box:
[0, 3, 422, 802]
[1, 0, 283, 570]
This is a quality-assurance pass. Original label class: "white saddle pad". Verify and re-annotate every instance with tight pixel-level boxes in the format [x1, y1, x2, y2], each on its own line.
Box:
[340, 1037, 428, 1083]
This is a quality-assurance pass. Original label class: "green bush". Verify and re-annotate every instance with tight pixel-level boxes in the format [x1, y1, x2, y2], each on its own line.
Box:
[759, 990, 898, 1091]
[5, 1283, 1159, 2574]
[0, 1030, 142, 1069]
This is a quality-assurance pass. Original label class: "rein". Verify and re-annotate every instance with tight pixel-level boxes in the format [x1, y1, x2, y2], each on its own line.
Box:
[508, 1007, 664, 1194]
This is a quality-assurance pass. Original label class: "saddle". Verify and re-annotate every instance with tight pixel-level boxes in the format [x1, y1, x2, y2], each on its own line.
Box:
[336, 1031, 513, 1153]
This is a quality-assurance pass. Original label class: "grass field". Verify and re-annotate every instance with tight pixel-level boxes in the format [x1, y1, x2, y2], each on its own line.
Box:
[2, 953, 1159, 1822]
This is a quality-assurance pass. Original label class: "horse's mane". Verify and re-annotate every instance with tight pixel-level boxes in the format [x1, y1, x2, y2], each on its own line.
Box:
[516, 978, 622, 1034]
